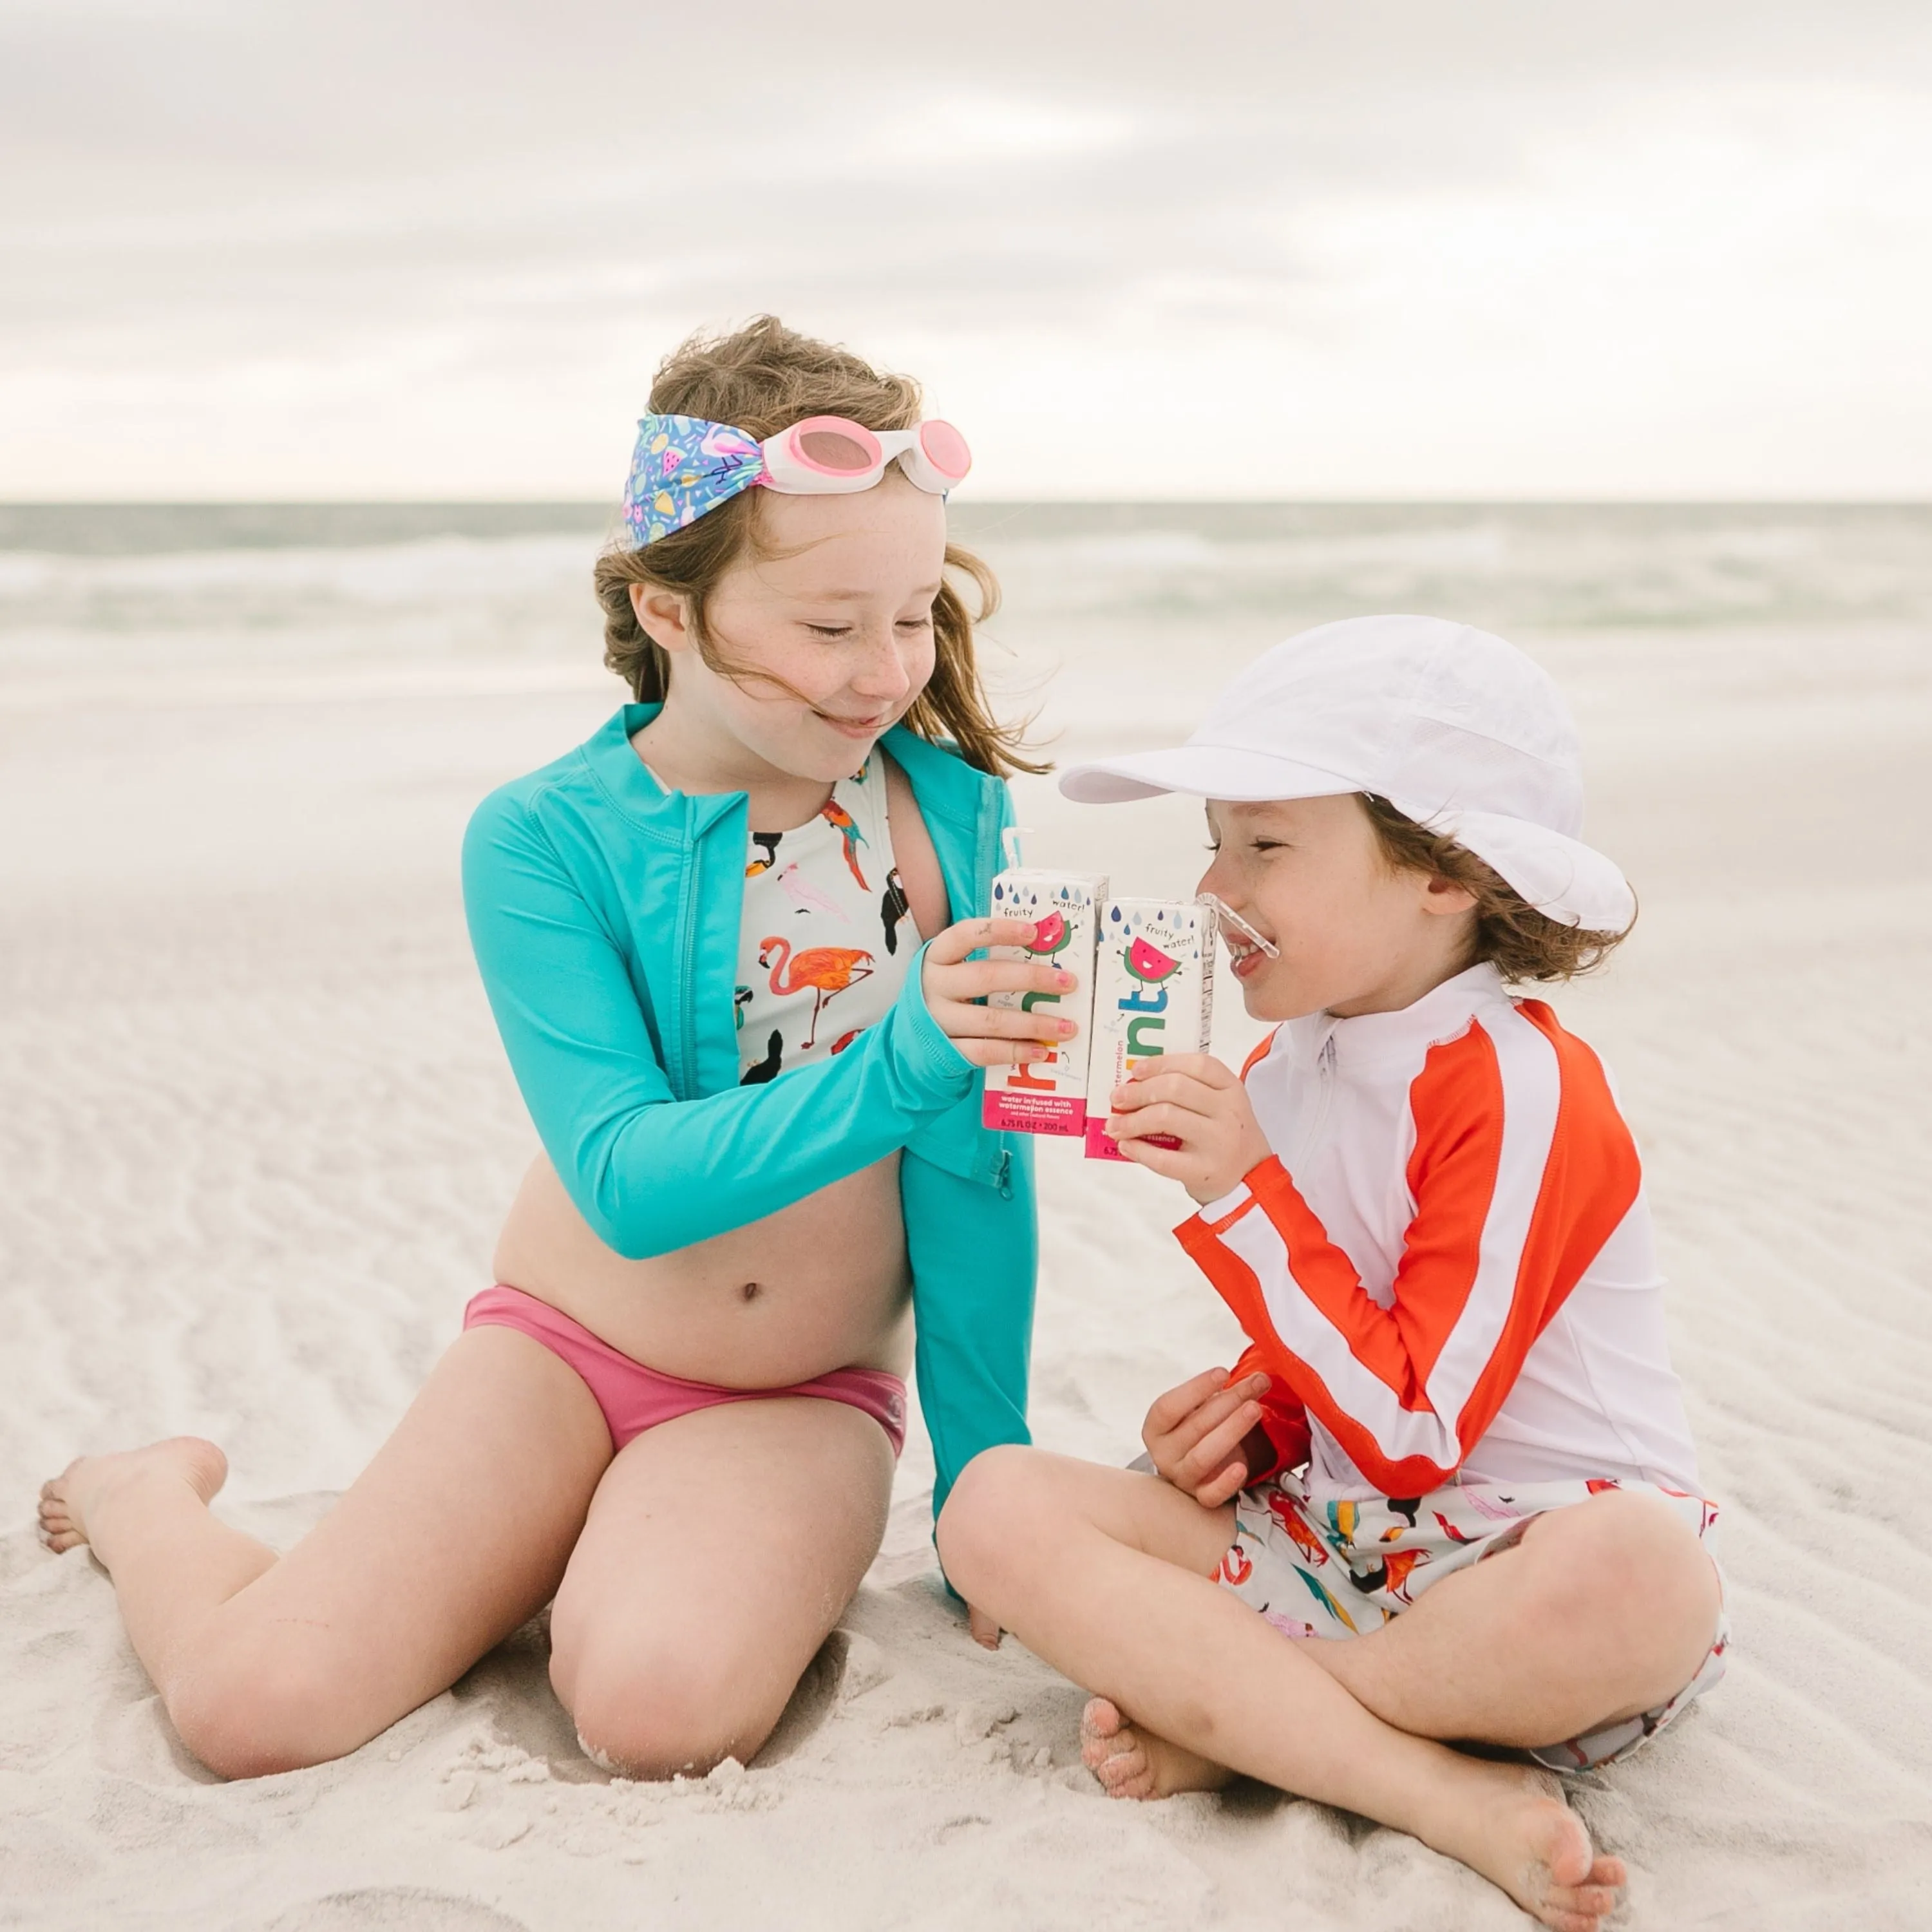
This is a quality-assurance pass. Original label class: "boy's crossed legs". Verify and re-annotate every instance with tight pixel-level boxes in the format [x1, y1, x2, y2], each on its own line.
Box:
[938, 1447, 1720, 1932]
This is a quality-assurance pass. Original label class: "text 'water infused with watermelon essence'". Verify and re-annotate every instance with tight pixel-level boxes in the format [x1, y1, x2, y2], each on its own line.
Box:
[981, 869, 1109, 1135]
[1084, 899, 1216, 1161]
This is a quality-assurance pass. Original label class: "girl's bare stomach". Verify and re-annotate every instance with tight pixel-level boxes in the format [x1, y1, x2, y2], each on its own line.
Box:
[489, 1154, 914, 1389]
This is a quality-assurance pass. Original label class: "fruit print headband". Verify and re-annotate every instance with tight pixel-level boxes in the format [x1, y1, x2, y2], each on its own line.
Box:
[618, 412, 973, 549]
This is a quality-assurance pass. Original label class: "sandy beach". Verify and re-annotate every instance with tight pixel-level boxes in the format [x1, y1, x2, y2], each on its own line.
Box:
[3, 509, 1931, 1928]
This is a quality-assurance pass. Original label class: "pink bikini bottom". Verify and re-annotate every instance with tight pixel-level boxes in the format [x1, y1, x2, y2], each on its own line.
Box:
[462, 1285, 908, 1457]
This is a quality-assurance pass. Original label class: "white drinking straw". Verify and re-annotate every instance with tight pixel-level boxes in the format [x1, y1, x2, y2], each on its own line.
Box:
[1197, 893, 1280, 958]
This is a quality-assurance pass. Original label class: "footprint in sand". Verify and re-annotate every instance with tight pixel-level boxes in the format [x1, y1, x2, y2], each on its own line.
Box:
[256, 1889, 529, 1931]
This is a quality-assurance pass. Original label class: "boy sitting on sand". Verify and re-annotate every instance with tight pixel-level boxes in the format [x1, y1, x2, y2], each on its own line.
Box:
[938, 616, 1725, 1932]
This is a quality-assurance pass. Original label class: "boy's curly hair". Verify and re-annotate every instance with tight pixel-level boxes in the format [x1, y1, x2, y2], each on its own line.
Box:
[1359, 793, 1633, 983]
[593, 315, 1043, 778]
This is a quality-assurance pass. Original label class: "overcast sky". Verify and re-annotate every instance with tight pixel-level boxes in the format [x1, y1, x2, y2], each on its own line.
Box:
[5, 1, 1930, 499]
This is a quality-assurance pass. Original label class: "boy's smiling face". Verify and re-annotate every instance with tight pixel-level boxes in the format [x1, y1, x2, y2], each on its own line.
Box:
[1198, 795, 1479, 1021]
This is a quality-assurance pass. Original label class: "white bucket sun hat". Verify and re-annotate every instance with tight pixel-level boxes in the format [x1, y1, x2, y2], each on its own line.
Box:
[1059, 614, 1634, 933]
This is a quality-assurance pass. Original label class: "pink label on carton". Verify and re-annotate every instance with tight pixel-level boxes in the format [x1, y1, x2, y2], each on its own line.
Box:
[1083, 1116, 1182, 1162]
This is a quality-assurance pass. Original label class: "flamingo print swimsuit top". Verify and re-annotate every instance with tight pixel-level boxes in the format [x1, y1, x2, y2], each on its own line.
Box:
[734, 758, 919, 1087]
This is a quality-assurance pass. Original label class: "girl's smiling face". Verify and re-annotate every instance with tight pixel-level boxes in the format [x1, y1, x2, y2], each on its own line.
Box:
[631, 477, 946, 786]
[1197, 795, 1479, 1021]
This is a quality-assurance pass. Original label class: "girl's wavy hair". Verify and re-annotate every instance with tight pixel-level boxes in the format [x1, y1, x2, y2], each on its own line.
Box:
[594, 316, 1043, 778]
[1359, 793, 1634, 984]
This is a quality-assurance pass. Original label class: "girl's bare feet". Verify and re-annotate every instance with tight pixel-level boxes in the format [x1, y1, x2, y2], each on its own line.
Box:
[38, 1437, 229, 1554]
[1079, 1696, 1231, 1799]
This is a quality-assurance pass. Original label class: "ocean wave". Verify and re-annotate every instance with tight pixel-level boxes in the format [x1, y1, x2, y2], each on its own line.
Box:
[1, 505, 1927, 695]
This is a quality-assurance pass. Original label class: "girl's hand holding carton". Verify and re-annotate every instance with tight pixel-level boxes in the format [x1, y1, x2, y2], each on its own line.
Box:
[929, 914, 1084, 1068]
[980, 864, 1107, 1126]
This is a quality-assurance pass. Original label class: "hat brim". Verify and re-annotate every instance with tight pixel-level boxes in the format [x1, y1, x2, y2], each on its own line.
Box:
[1058, 748, 1635, 934]
[1412, 806, 1635, 934]
[1058, 744, 1361, 805]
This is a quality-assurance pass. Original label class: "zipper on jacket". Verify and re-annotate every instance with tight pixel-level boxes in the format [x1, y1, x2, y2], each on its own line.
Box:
[971, 787, 1005, 1190]
[676, 801, 702, 1100]
[1289, 1032, 1337, 1172]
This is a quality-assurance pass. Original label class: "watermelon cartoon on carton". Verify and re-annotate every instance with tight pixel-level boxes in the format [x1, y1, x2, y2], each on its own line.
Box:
[1028, 909, 1070, 959]
[1126, 934, 1181, 986]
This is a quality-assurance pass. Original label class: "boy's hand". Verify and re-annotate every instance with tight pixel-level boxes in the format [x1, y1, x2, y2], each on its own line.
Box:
[1142, 1367, 1273, 1508]
[923, 916, 1080, 1067]
[1107, 1054, 1273, 1202]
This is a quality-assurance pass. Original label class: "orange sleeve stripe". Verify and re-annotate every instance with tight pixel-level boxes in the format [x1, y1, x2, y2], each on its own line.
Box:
[1244, 1157, 1447, 1408]
[1179, 1213, 1455, 1492]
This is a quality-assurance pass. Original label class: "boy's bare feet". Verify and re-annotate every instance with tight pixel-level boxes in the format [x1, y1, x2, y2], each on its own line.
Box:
[1452, 1770, 1627, 1932]
[1079, 1696, 1231, 1799]
[1081, 1696, 1623, 1932]
[38, 1438, 229, 1554]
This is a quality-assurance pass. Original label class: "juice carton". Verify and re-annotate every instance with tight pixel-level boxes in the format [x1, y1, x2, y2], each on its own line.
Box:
[1084, 898, 1216, 1161]
[980, 869, 1109, 1135]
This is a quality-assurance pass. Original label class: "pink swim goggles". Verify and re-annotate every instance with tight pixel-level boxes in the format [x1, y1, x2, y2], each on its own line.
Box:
[762, 416, 971, 495]
[620, 412, 971, 548]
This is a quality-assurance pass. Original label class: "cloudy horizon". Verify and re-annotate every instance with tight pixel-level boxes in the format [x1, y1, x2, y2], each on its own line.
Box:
[5, 1, 1930, 502]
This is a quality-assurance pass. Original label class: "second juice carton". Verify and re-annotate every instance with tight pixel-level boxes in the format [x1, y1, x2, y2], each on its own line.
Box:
[1084, 898, 1216, 1162]
[981, 869, 1109, 1136]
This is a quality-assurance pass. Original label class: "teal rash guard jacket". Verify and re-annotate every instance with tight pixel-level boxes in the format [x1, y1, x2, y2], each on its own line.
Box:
[461, 703, 1036, 1523]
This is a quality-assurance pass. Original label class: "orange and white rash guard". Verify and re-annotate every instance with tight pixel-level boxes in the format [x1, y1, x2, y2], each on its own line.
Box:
[1177, 964, 1700, 1503]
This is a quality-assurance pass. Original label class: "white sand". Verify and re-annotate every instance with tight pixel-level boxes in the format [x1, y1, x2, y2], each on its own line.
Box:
[5, 619, 1932, 1929]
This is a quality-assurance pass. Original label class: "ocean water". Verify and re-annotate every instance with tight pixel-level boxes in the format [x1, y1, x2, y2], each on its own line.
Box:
[2, 501, 1927, 725]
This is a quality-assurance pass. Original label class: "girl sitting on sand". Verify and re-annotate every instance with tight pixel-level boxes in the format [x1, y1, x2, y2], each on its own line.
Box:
[938, 616, 1726, 1932]
[39, 317, 1065, 1779]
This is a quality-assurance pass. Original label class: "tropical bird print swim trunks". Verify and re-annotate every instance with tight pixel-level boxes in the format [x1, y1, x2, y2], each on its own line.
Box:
[1215, 1469, 1728, 1772]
